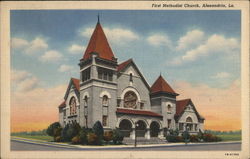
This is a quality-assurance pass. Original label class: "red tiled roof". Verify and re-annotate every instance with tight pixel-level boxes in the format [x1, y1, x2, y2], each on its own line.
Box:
[117, 59, 132, 72]
[83, 22, 115, 61]
[116, 108, 162, 117]
[71, 78, 80, 91]
[176, 99, 191, 116]
[58, 101, 66, 108]
[151, 75, 177, 95]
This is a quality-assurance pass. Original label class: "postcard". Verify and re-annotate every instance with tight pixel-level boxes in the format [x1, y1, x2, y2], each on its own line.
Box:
[0, 1, 249, 159]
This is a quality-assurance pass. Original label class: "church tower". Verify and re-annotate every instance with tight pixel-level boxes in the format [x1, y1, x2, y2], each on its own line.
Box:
[150, 75, 179, 131]
[78, 18, 118, 129]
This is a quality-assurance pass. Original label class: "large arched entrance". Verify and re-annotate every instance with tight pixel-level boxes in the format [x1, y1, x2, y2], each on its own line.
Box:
[119, 119, 132, 137]
[136, 120, 147, 137]
[150, 121, 160, 137]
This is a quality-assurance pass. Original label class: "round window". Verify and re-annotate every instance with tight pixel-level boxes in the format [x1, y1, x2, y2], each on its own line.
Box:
[124, 91, 137, 108]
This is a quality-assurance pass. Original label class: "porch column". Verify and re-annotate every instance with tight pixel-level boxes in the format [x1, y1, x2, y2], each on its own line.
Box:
[158, 129, 164, 139]
[145, 128, 150, 139]
[130, 128, 135, 139]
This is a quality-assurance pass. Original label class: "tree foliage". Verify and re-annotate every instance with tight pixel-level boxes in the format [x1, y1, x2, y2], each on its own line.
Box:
[46, 122, 61, 140]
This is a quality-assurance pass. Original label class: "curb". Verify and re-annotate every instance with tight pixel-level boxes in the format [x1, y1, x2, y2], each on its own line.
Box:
[11, 136, 241, 149]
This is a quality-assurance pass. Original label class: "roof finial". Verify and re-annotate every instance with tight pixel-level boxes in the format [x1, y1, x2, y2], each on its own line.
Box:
[97, 13, 100, 23]
[160, 72, 162, 77]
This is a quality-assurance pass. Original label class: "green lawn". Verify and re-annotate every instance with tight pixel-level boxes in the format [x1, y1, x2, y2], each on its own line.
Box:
[217, 134, 241, 141]
[12, 135, 53, 141]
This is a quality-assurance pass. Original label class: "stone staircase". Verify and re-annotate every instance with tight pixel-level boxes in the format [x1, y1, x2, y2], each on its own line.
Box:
[123, 137, 167, 145]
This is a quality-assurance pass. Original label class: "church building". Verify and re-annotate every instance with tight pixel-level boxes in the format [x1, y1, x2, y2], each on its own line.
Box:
[58, 19, 205, 139]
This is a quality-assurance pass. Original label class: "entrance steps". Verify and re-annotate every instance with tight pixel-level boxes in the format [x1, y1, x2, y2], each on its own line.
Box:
[123, 137, 167, 145]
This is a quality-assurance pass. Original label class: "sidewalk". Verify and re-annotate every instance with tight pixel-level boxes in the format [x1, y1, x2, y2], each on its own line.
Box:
[11, 136, 241, 149]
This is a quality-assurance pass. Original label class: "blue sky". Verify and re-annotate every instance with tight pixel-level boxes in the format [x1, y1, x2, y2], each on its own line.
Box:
[11, 10, 241, 91]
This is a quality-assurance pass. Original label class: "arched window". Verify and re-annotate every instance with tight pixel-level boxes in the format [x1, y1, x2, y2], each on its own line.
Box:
[186, 117, 193, 123]
[69, 97, 76, 115]
[83, 96, 88, 127]
[124, 91, 137, 109]
[186, 117, 193, 131]
[102, 95, 109, 126]
[102, 95, 108, 106]
[167, 104, 171, 112]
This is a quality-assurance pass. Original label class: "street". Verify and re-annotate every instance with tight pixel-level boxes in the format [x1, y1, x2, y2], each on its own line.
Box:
[11, 139, 241, 151]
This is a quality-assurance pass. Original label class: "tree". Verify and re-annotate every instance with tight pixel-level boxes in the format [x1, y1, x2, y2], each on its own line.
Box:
[61, 122, 81, 142]
[46, 122, 61, 141]
[92, 121, 104, 145]
[182, 130, 190, 145]
[112, 129, 124, 144]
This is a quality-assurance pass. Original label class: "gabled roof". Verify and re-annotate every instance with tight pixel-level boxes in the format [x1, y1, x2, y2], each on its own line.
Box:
[151, 75, 178, 95]
[116, 108, 162, 117]
[64, 78, 80, 100]
[71, 78, 80, 91]
[176, 99, 190, 116]
[82, 22, 115, 61]
[58, 101, 66, 108]
[175, 99, 205, 121]
[117, 58, 150, 90]
[117, 58, 132, 72]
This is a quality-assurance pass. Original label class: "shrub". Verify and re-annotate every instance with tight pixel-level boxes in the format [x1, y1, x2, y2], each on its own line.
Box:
[198, 130, 204, 141]
[166, 135, 183, 142]
[46, 122, 61, 141]
[71, 135, 81, 144]
[203, 133, 222, 142]
[112, 129, 124, 144]
[166, 135, 176, 142]
[203, 133, 213, 142]
[87, 132, 98, 145]
[190, 135, 199, 142]
[93, 121, 104, 145]
[61, 123, 81, 142]
[103, 131, 113, 143]
[79, 127, 91, 145]
[55, 136, 61, 142]
[61, 124, 70, 142]
[54, 127, 62, 138]
[175, 136, 184, 142]
[182, 130, 190, 143]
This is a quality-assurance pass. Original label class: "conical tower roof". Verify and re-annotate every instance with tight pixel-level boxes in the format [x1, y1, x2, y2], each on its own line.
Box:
[82, 21, 115, 61]
[151, 75, 178, 95]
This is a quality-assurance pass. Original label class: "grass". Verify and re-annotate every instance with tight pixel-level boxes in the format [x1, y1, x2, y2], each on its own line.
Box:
[217, 134, 241, 141]
[12, 134, 53, 142]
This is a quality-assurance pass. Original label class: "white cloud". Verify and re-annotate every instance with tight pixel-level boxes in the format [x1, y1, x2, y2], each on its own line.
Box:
[11, 70, 39, 92]
[147, 34, 172, 48]
[211, 72, 231, 79]
[171, 34, 240, 65]
[25, 37, 48, 54]
[68, 44, 85, 54]
[11, 38, 29, 49]
[80, 27, 139, 45]
[11, 37, 48, 54]
[176, 30, 205, 50]
[40, 50, 63, 62]
[58, 64, 74, 72]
